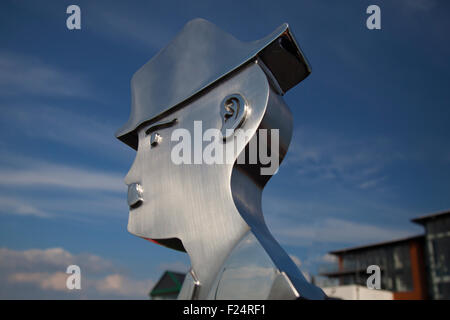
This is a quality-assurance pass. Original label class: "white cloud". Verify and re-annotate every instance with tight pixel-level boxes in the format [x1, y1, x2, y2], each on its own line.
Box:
[0, 196, 50, 218]
[0, 192, 127, 221]
[96, 274, 154, 297]
[284, 126, 399, 190]
[358, 176, 387, 190]
[7, 271, 154, 298]
[9, 272, 68, 291]
[0, 247, 114, 274]
[271, 217, 415, 247]
[1, 104, 130, 159]
[285, 252, 340, 283]
[0, 153, 128, 220]
[0, 52, 92, 98]
[0, 161, 125, 192]
[0, 247, 155, 299]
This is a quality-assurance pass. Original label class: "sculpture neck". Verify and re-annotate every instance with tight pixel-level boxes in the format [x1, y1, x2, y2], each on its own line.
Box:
[182, 221, 249, 299]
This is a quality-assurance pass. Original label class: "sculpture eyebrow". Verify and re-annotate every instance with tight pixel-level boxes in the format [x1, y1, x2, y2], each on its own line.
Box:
[145, 118, 178, 135]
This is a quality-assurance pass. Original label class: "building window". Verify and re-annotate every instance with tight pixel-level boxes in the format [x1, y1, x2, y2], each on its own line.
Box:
[432, 237, 450, 277]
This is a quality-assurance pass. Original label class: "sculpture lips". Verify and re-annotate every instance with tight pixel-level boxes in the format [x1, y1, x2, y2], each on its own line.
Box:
[128, 183, 143, 209]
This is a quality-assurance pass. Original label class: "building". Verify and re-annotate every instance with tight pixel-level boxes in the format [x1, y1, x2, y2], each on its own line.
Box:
[412, 210, 450, 299]
[322, 209, 450, 300]
[148, 211, 450, 300]
[321, 235, 427, 299]
[149, 270, 186, 300]
[322, 285, 393, 300]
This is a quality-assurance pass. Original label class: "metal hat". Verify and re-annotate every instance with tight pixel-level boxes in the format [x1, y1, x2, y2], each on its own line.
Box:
[116, 18, 311, 149]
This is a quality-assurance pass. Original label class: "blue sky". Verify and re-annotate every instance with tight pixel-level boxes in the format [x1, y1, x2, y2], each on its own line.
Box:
[0, 0, 449, 299]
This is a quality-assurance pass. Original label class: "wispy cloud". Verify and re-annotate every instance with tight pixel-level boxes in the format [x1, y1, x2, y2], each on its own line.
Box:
[94, 10, 173, 50]
[399, 0, 437, 12]
[0, 152, 128, 220]
[0, 52, 92, 98]
[0, 190, 127, 221]
[0, 104, 129, 159]
[264, 188, 417, 250]
[0, 196, 50, 218]
[263, 190, 412, 224]
[284, 126, 400, 190]
[269, 216, 416, 247]
[358, 176, 387, 190]
[0, 160, 125, 193]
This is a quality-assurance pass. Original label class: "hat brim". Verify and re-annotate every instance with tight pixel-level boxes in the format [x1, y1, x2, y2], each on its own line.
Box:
[116, 19, 310, 150]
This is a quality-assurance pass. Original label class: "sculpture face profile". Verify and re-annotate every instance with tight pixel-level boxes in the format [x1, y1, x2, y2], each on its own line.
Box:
[116, 18, 326, 299]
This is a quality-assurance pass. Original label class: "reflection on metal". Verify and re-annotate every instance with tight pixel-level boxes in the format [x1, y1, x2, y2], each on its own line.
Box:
[179, 269, 201, 300]
[220, 94, 248, 140]
[115, 18, 310, 149]
[116, 18, 326, 300]
[150, 132, 162, 147]
[127, 183, 143, 209]
[144, 118, 178, 136]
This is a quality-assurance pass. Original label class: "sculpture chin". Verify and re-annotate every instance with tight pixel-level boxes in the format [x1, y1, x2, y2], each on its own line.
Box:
[145, 237, 186, 252]
[127, 211, 186, 251]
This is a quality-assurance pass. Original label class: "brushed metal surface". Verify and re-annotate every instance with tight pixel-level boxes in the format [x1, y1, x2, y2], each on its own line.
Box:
[116, 18, 311, 149]
[123, 62, 325, 299]
[117, 18, 325, 300]
[125, 63, 267, 298]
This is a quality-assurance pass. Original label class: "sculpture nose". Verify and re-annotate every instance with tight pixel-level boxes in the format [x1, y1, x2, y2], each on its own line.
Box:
[127, 183, 143, 208]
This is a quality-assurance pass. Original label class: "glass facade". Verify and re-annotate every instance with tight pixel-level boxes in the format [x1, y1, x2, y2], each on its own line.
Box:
[426, 215, 450, 234]
[325, 211, 450, 299]
[432, 237, 450, 278]
[339, 242, 414, 292]
[423, 214, 450, 299]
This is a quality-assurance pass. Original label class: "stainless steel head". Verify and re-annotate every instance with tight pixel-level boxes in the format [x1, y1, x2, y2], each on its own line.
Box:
[124, 61, 269, 247]
[117, 18, 325, 299]
[115, 18, 310, 149]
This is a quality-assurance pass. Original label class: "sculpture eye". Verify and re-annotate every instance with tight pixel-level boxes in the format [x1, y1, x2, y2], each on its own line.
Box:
[144, 118, 177, 148]
[150, 132, 162, 147]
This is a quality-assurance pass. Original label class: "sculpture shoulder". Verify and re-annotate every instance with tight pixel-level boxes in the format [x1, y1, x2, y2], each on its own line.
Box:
[178, 231, 326, 300]
[206, 231, 300, 299]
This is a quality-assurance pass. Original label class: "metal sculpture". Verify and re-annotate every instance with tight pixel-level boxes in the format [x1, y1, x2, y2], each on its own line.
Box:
[116, 18, 326, 300]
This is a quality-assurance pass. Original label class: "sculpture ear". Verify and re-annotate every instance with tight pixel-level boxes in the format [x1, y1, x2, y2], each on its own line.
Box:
[220, 94, 248, 140]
